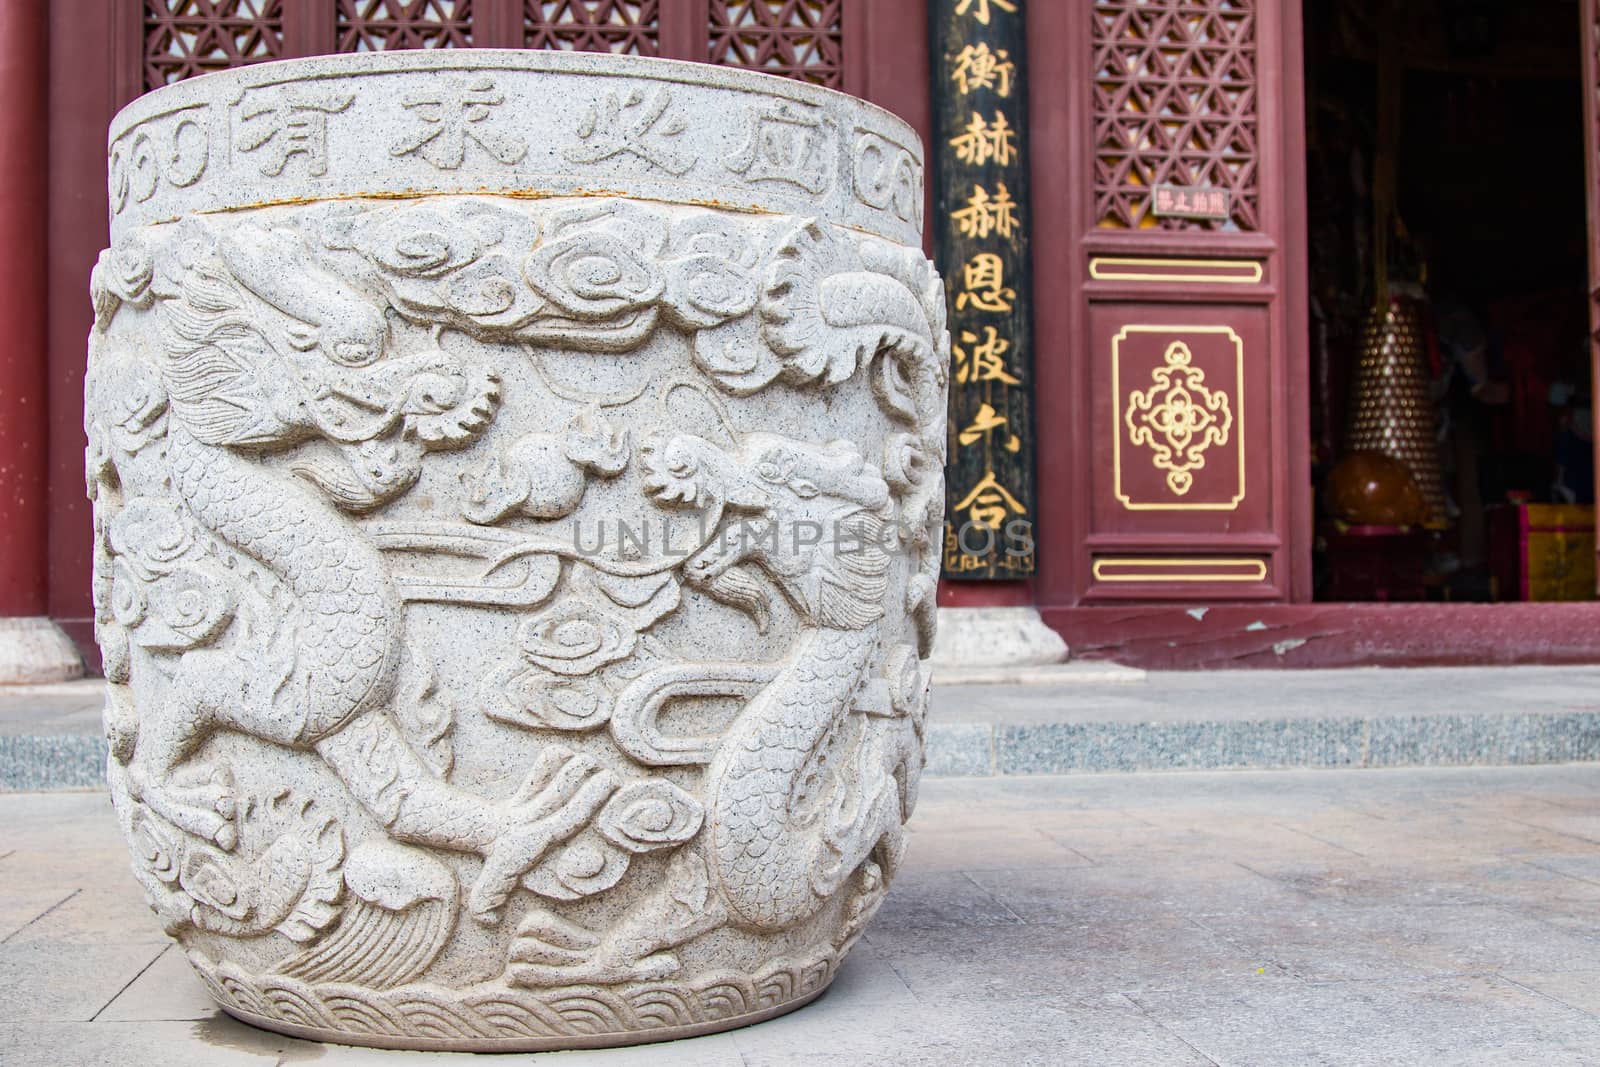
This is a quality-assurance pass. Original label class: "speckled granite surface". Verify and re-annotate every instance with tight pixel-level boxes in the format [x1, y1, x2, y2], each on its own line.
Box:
[0, 736, 107, 791]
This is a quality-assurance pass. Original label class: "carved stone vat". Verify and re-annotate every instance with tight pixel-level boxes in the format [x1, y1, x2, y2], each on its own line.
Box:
[87, 51, 945, 1051]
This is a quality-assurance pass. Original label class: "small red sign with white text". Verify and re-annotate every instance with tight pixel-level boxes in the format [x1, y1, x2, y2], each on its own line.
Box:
[1152, 184, 1229, 221]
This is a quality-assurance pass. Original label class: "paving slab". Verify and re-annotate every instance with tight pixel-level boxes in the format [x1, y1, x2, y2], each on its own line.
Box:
[95, 946, 216, 1023]
[1129, 976, 1600, 1067]
[0, 940, 168, 1023]
[0, 1020, 285, 1067]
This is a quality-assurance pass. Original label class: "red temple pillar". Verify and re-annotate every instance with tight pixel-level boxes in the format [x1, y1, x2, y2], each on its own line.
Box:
[0, 2, 80, 682]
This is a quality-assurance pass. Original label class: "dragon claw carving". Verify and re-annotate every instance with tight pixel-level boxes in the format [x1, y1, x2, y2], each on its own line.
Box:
[469, 748, 619, 925]
[509, 911, 682, 986]
[129, 762, 239, 851]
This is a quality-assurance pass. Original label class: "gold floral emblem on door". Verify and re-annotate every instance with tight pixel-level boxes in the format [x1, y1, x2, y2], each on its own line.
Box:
[1125, 340, 1232, 495]
[1111, 324, 1245, 510]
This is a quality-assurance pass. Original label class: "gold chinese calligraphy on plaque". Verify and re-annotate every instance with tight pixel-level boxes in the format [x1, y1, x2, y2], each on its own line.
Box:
[934, 0, 1035, 578]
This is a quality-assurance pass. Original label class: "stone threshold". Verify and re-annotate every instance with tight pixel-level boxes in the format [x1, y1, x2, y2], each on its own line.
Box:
[931, 660, 1146, 687]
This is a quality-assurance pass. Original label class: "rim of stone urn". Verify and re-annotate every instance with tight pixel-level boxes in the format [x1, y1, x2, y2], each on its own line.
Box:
[106, 49, 926, 246]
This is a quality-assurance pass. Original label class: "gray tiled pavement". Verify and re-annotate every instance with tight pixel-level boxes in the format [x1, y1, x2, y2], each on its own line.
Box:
[9, 766, 1600, 1064]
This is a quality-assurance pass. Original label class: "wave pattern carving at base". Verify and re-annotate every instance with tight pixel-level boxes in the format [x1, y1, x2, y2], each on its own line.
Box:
[192, 950, 840, 1043]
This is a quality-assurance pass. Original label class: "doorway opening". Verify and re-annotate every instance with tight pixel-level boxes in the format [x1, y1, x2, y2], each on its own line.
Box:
[1304, 0, 1593, 603]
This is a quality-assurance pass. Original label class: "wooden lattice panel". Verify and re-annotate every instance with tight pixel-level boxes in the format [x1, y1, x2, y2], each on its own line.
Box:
[337, 0, 473, 51]
[144, 0, 284, 89]
[524, 1, 659, 54]
[708, 0, 843, 88]
[1091, 0, 1259, 232]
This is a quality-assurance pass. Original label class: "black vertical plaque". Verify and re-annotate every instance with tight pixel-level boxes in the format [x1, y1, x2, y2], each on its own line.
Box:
[931, 0, 1037, 579]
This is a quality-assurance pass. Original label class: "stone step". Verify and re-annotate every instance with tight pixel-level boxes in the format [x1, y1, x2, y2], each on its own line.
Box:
[0, 680, 108, 791]
[6, 667, 1600, 789]
[926, 664, 1600, 777]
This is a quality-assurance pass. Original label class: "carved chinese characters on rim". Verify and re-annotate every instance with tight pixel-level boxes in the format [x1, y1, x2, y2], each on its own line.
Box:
[89, 51, 945, 1053]
[106, 50, 922, 250]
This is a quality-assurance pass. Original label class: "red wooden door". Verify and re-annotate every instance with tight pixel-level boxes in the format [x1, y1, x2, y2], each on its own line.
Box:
[43, 1, 930, 655]
[1029, 0, 1311, 614]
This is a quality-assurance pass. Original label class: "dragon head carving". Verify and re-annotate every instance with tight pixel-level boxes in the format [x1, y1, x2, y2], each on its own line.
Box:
[153, 221, 501, 512]
[643, 433, 892, 631]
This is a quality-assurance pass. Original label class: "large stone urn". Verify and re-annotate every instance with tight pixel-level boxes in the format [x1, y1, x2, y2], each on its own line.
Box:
[87, 51, 946, 1051]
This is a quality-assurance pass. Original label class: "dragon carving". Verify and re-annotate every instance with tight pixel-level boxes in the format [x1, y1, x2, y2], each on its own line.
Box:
[91, 219, 624, 934]
[647, 432, 919, 926]
[512, 219, 948, 983]
[88, 197, 947, 1012]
